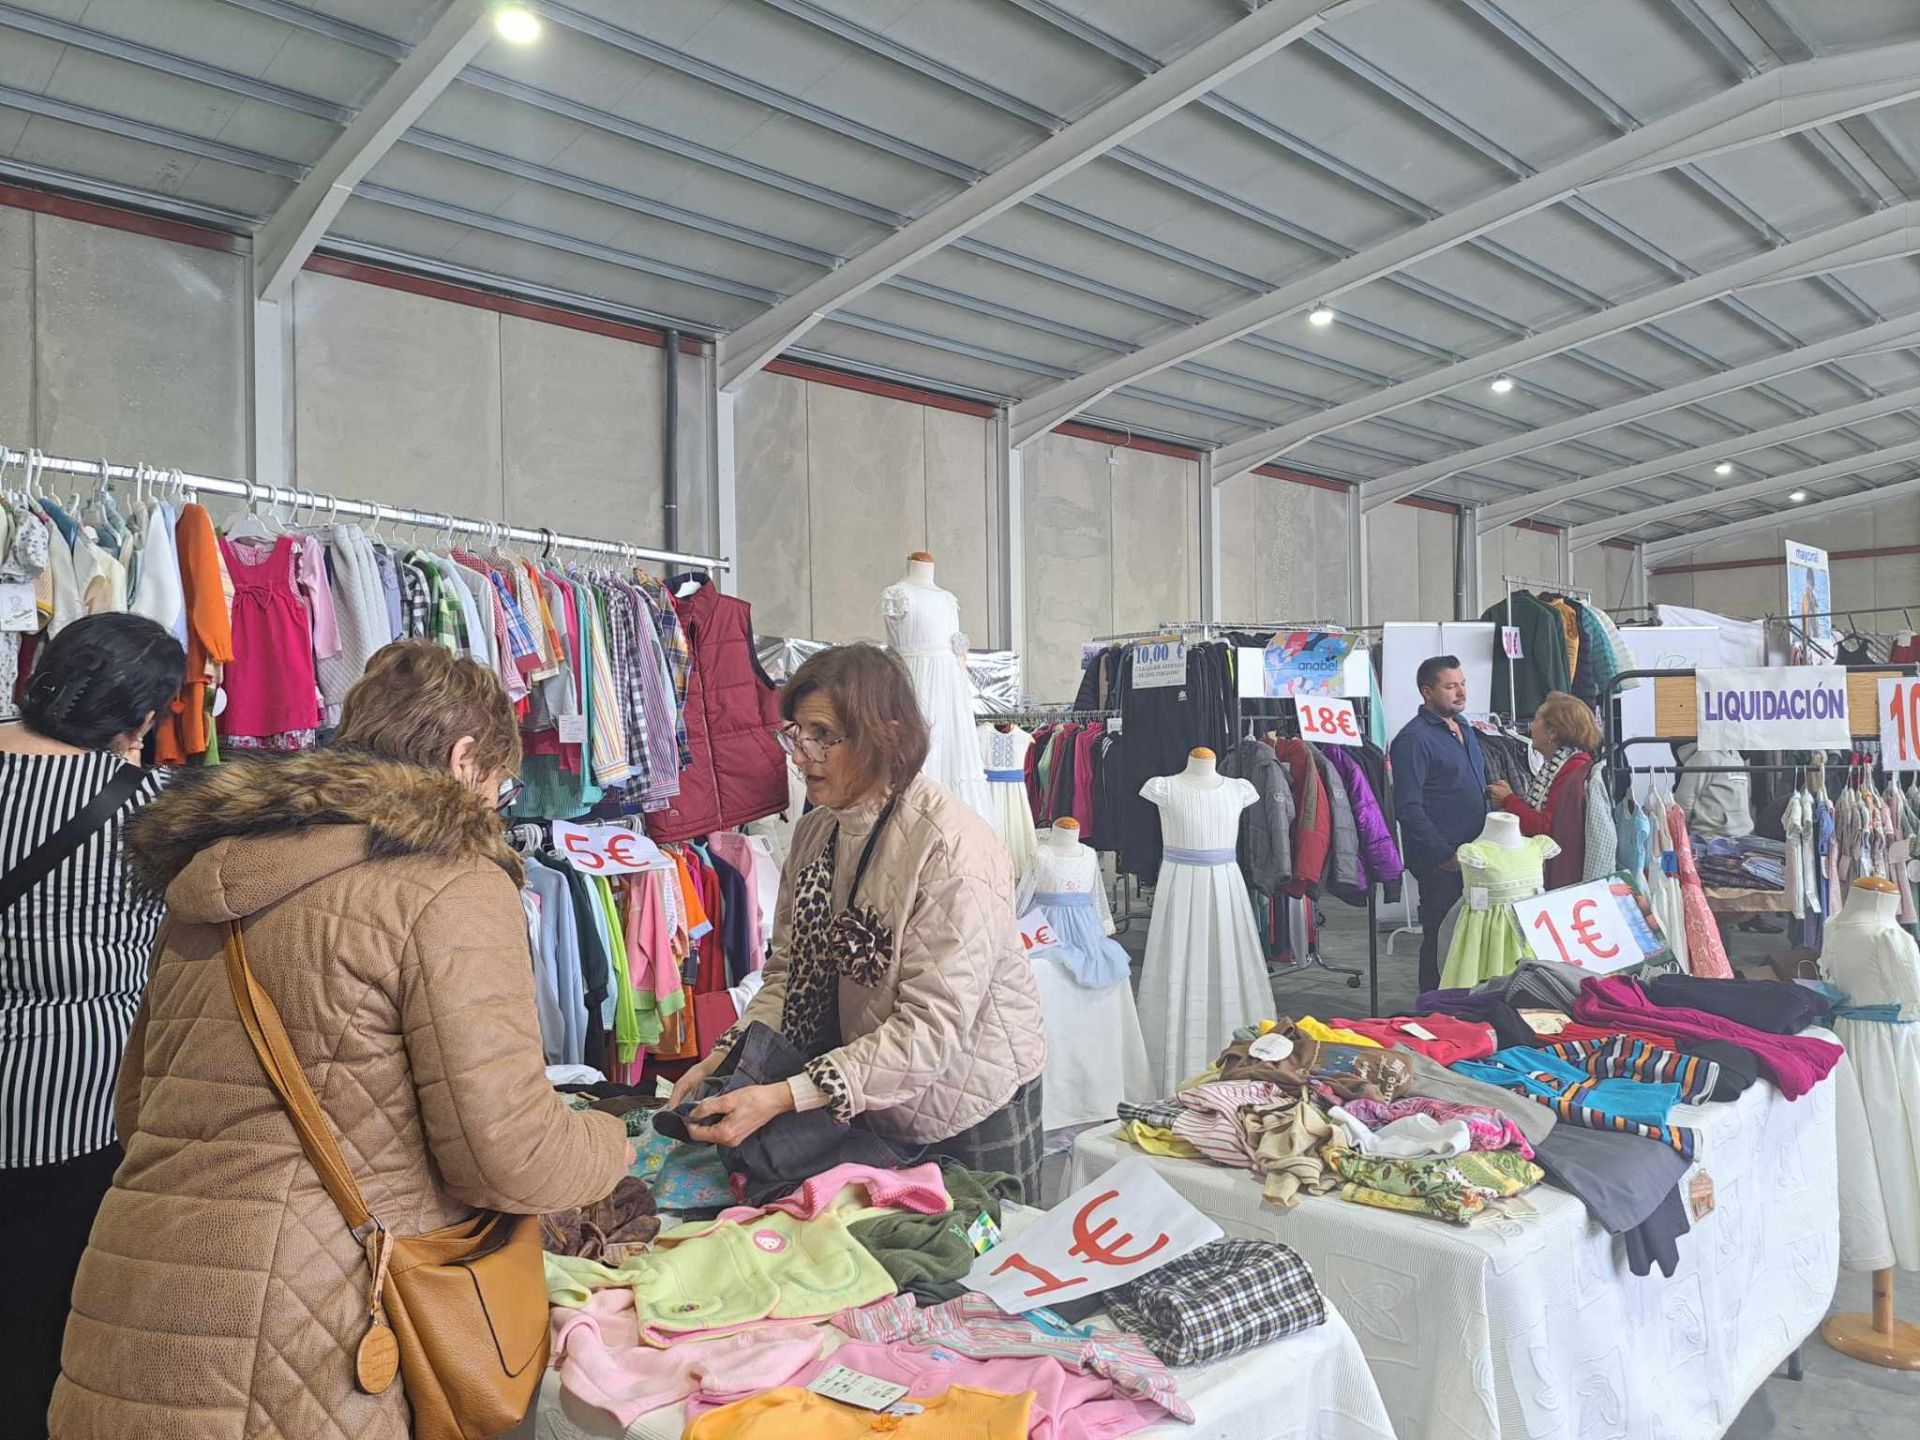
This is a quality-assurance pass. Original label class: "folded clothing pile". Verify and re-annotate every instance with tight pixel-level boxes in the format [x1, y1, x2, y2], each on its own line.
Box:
[1104, 1239, 1327, 1365]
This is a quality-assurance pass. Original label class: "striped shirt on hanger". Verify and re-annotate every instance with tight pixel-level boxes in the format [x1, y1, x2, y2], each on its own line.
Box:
[1, 751, 166, 1168]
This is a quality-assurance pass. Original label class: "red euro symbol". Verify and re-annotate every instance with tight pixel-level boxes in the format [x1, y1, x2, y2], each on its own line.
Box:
[605, 831, 644, 869]
[1570, 898, 1619, 960]
[990, 1251, 1085, 1297]
[1067, 1190, 1170, 1268]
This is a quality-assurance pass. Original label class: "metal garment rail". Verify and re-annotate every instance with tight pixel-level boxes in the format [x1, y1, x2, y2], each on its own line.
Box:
[0, 445, 732, 570]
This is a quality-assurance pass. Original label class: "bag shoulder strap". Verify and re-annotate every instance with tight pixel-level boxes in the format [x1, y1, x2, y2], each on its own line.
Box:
[223, 921, 376, 1235]
[0, 762, 148, 917]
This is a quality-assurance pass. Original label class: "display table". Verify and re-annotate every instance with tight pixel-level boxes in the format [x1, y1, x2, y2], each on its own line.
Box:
[1069, 1047, 1841, 1440]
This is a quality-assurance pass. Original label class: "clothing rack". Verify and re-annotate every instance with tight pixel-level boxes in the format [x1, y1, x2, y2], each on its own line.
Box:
[0, 444, 731, 570]
[1501, 573, 1593, 725]
[1085, 619, 1348, 644]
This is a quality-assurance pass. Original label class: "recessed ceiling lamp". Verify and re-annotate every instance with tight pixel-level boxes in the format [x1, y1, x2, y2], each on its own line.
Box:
[1714, 462, 1733, 476]
[494, 5, 542, 43]
[1489, 375, 1515, 394]
[1789, 490, 1808, 502]
[1308, 306, 1336, 327]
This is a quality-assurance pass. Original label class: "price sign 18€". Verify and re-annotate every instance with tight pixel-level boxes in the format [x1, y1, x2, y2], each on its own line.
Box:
[1881, 677, 1920, 772]
[1296, 696, 1362, 747]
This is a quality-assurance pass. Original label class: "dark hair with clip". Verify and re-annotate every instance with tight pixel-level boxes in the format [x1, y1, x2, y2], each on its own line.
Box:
[20, 613, 185, 752]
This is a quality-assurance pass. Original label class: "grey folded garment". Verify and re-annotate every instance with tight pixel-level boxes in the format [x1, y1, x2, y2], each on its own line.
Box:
[1476, 957, 1587, 1013]
[1400, 1048, 1556, 1147]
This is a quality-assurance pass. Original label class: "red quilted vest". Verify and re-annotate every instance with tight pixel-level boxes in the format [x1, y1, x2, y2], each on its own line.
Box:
[645, 579, 787, 843]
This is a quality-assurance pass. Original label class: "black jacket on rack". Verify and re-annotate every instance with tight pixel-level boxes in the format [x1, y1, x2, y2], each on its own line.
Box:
[1114, 642, 1239, 881]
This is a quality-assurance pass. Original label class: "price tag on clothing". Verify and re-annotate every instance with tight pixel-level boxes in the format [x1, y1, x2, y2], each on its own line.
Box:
[1248, 1031, 1294, 1062]
[1131, 638, 1187, 689]
[1295, 696, 1362, 746]
[1400, 1022, 1438, 1042]
[1017, 909, 1062, 956]
[1689, 1171, 1715, 1221]
[1501, 626, 1523, 660]
[1510, 879, 1645, 974]
[553, 820, 666, 875]
[1878, 677, 1920, 771]
[556, 713, 588, 746]
[807, 1366, 910, 1412]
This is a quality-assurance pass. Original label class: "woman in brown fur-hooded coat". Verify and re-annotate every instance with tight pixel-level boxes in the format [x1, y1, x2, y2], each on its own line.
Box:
[50, 650, 629, 1440]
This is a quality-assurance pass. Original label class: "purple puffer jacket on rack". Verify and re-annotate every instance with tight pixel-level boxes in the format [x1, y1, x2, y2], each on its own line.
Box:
[1325, 745, 1404, 901]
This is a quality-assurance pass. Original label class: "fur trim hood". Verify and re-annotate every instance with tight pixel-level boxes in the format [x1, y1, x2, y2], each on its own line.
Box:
[128, 748, 522, 905]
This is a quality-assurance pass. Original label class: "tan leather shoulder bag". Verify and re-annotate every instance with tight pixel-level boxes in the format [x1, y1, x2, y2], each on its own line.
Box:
[224, 921, 549, 1440]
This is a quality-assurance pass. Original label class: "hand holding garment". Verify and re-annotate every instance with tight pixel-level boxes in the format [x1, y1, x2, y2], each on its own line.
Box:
[1105, 1239, 1326, 1364]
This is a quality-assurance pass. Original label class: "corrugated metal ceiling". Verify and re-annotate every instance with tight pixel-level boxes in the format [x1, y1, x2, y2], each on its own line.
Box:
[2, 0, 1920, 547]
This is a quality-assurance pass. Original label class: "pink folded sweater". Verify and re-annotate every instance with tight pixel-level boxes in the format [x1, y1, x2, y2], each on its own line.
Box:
[1574, 976, 1840, 1100]
[715, 1161, 950, 1224]
[551, 1290, 826, 1425]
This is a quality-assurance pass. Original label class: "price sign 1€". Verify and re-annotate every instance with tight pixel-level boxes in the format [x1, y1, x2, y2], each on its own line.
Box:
[1510, 879, 1640, 974]
[1880, 677, 1920, 772]
[1017, 909, 1061, 956]
[553, 820, 666, 875]
[1296, 695, 1362, 746]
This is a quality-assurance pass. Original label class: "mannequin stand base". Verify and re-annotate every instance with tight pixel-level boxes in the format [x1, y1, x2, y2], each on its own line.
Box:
[1821, 1313, 1920, 1370]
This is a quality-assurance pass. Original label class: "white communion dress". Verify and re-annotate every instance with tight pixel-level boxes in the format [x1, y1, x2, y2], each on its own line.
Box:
[978, 722, 1038, 876]
[882, 581, 993, 822]
[1822, 891, 1920, 1270]
[1016, 841, 1153, 1131]
[1135, 772, 1277, 1092]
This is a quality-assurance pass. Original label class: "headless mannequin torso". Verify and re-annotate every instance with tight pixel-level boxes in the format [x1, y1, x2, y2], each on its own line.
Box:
[1476, 811, 1524, 849]
[1180, 746, 1225, 790]
[1832, 876, 1902, 933]
[902, 552, 937, 589]
[1045, 818, 1084, 855]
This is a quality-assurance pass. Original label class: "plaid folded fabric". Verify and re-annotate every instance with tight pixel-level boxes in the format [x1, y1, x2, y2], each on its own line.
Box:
[1117, 1098, 1184, 1129]
[1105, 1238, 1326, 1365]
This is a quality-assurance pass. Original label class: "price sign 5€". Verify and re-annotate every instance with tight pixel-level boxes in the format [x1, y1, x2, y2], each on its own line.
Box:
[553, 820, 666, 874]
[1296, 696, 1362, 746]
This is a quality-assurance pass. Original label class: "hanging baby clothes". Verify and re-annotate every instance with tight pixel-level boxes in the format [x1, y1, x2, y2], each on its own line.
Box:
[977, 722, 1037, 873]
[1440, 834, 1558, 989]
[1135, 773, 1276, 1091]
[882, 580, 992, 822]
[1667, 801, 1732, 979]
[1644, 791, 1690, 975]
[217, 535, 323, 750]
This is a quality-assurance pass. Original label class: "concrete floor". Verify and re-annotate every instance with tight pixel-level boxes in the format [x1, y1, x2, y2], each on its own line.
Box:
[1068, 876, 1920, 1437]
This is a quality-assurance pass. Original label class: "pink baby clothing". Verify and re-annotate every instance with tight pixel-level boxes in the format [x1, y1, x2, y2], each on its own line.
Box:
[1334, 1095, 1535, 1159]
[218, 535, 321, 741]
[1575, 976, 1841, 1100]
[1667, 805, 1733, 979]
[551, 1289, 825, 1426]
[685, 1337, 1165, 1440]
[716, 1162, 950, 1224]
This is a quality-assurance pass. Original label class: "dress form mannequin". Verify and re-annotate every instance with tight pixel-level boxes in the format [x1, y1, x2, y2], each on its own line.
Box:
[1821, 876, 1920, 1369]
[882, 554, 992, 822]
[1477, 811, 1525, 849]
[1045, 818, 1082, 853]
[1182, 746, 1225, 789]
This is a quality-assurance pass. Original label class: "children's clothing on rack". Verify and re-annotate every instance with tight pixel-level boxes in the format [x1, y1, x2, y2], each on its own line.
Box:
[977, 721, 1038, 873]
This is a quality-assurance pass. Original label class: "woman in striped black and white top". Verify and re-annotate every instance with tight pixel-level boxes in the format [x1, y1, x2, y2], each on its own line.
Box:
[0, 612, 183, 1427]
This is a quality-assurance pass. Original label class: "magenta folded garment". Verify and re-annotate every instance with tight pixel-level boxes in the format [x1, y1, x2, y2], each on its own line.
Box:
[1574, 976, 1840, 1101]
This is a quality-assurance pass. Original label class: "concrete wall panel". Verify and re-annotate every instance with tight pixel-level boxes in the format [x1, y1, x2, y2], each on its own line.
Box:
[734, 371, 813, 640]
[1418, 507, 1458, 619]
[500, 314, 664, 549]
[804, 382, 927, 644]
[1111, 447, 1198, 634]
[0, 207, 28, 442]
[923, 405, 992, 635]
[33, 215, 246, 475]
[293, 269, 502, 517]
[1024, 433, 1114, 703]
[1216, 470, 1257, 621]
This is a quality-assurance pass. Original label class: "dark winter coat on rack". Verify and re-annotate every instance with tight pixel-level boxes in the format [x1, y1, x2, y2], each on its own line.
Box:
[1221, 737, 1295, 898]
[1324, 745, 1404, 902]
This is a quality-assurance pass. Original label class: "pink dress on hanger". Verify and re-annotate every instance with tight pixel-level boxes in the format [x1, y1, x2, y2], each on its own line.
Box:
[1667, 803, 1732, 979]
[218, 535, 321, 746]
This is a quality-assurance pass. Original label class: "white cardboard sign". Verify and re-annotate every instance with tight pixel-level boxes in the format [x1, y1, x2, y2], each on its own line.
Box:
[1880, 678, 1920, 772]
[962, 1156, 1222, 1313]
[1016, 908, 1063, 956]
[552, 821, 666, 875]
[1695, 665, 1850, 750]
[1510, 879, 1641, 974]
[1131, 638, 1188, 689]
[1296, 696, 1362, 747]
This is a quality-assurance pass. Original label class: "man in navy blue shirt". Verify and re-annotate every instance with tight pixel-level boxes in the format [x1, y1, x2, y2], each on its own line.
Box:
[1390, 655, 1490, 992]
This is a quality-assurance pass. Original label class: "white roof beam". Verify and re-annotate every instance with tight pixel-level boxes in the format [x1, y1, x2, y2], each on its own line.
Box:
[1007, 39, 1920, 446]
[1643, 475, 1920, 564]
[1357, 308, 1920, 512]
[1478, 380, 1920, 532]
[1569, 437, 1920, 549]
[713, 0, 1381, 393]
[254, 0, 493, 302]
[1210, 205, 1920, 484]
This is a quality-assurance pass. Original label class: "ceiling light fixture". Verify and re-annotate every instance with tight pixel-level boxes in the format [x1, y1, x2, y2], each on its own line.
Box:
[1308, 306, 1336, 327]
[1489, 375, 1515, 394]
[1714, 462, 1733, 477]
[494, 5, 541, 43]
[1789, 490, 1808, 503]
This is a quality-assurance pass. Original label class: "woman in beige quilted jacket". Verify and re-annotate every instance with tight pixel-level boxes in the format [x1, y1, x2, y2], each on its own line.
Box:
[670, 644, 1048, 1199]
[49, 643, 631, 1440]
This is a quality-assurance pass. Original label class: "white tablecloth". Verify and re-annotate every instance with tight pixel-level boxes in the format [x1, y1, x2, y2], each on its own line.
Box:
[513, 1303, 1396, 1440]
[1069, 1055, 1842, 1440]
